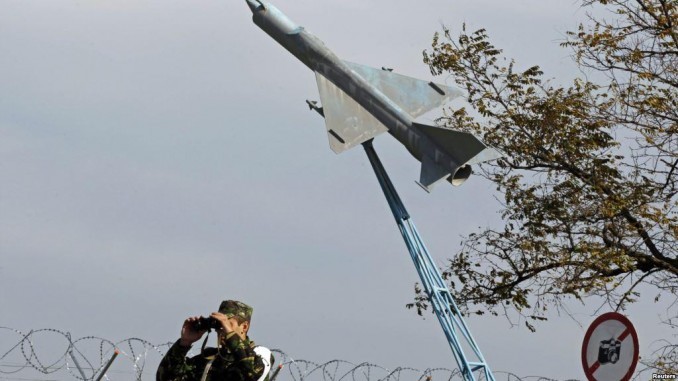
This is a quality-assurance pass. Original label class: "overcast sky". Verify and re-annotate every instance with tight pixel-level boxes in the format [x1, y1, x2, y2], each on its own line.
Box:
[0, 0, 673, 380]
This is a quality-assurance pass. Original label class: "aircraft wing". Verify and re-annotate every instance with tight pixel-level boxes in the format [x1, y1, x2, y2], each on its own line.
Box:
[315, 72, 389, 154]
[344, 61, 463, 118]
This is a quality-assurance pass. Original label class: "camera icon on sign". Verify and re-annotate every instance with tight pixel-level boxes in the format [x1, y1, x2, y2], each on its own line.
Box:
[598, 338, 621, 364]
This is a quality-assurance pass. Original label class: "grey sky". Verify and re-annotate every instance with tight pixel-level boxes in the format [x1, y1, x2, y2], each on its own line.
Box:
[0, 0, 672, 379]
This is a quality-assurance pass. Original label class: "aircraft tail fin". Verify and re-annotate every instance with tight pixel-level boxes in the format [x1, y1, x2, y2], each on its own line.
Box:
[414, 123, 502, 166]
[414, 122, 502, 191]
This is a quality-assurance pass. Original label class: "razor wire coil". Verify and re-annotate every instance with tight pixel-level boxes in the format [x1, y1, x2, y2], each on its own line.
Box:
[1, 327, 581, 381]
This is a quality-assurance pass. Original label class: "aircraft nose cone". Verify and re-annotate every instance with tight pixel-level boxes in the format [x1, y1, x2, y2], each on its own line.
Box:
[246, 0, 261, 12]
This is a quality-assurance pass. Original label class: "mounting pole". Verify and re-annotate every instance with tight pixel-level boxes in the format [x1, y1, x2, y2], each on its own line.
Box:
[361, 140, 496, 381]
[69, 350, 90, 381]
[94, 349, 119, 381]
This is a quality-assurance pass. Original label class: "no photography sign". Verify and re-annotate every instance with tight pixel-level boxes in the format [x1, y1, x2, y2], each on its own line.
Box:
[581, 312, 639, 381]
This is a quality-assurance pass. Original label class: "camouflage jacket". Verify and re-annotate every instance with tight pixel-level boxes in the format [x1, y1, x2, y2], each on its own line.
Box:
[156, 333, 272, 381]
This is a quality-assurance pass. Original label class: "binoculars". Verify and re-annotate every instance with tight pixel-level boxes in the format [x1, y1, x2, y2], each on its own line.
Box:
[191, 317, 221, 331]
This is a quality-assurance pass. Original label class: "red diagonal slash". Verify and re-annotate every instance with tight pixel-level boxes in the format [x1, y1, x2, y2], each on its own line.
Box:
[586, 327, 631, 375]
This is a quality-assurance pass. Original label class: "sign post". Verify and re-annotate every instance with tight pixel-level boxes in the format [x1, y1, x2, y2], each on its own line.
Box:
[581, 312, 639, 381]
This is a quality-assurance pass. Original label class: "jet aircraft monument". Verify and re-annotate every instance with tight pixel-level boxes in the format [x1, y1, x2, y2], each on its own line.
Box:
[246, 0, 501, 191]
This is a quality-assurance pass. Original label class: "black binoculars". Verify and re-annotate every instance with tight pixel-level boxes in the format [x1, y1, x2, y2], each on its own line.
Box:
[191, 317, 221, 331]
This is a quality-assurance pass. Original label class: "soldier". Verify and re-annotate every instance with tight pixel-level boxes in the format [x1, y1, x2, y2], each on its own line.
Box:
[157, 300, 273, 381]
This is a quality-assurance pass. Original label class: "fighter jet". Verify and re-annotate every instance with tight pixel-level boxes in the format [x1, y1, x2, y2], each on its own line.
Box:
[245, 0, 501, 191]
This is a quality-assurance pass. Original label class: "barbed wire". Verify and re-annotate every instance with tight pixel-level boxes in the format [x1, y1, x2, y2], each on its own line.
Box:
[1, 327, 578, 381]
[0, 327, 170, 381]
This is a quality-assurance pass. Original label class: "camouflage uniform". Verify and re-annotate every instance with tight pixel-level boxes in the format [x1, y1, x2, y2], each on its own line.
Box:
[157, 301, 273, 381]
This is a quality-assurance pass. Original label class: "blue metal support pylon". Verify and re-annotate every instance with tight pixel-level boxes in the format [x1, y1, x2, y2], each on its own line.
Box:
[362, 140, 496, 381]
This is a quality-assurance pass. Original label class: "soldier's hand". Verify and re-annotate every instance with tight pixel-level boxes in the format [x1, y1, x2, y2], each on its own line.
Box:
[211, 312, 242, 336]
[179, 316, 206, 347]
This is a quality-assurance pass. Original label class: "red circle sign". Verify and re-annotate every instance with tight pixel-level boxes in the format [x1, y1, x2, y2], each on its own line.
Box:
[581, 312, 639, 381]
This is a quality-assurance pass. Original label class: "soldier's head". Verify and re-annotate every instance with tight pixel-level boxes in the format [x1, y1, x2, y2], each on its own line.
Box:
[218, 300, 253, 340]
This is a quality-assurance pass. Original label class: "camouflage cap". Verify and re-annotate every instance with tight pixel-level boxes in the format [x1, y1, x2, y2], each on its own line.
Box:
[218, 300, 253, 321]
